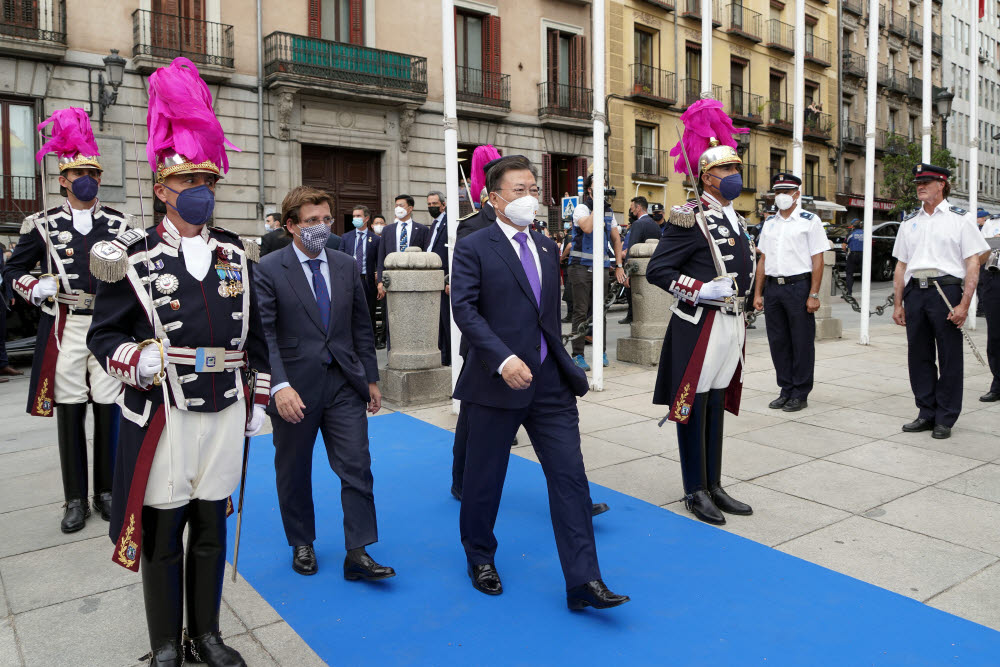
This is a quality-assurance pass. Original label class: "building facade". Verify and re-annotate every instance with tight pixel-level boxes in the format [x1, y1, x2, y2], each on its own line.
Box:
[0, 0, 594, 241]
[606, 0, 839, 226]
[942, 0, 1000, 213]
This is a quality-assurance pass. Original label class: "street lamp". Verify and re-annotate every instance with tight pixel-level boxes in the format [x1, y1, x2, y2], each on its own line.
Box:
[934, 88, 955, 151]
[98, 49, 127, 131]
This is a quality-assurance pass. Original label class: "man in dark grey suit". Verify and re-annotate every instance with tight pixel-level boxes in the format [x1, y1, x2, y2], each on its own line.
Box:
[256, 186, 394, 581]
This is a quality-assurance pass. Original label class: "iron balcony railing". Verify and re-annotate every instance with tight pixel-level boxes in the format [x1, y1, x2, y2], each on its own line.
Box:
[633, 146, 671, 180]
[132, 9, 234, 68]
[630, 63, 677, 105]
[804, 109, 833, 140]
[842, 120, 866, 148]
[262, 32, 428, 97]
[681, 79, 722, 106]
[766, 99, 794, 131]
[888, 10, 907, 37]
[0, 0, 65, 43]
[766, 19, 795, 53]
[889, 68, 909, 94]
[909, 21, 922, 45]
[908, 76, 923, 99]
[843, 50, 866, 78]
[877, 5, 886, 27]
[537, 81, 592, 120]
[842, 0, 863, 16]
[932, 33, 942, 54]
[803, 174, 825, 198]
[877, 63, 893, 88]
[680, 0, 722, 26]
[742, 163, 758, 191]
[0, 174, 41, 226]
[805, 34, 831, 67]
[456, 66, 510, 109]
[724, 4, 762, 42]
[884, 131, 908, 155]
[728, 88, 764, 123]
[643, 0, 676, 10]
[843, 176, 854, 194]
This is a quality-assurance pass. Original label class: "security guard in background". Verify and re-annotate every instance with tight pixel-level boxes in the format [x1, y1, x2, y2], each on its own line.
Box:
[753, 173, 830, 412]
[977, 213, 1000, 402]
[3, 107, 127, 534]
[891, 163, 989, 439]
[842, 219, 866, 296]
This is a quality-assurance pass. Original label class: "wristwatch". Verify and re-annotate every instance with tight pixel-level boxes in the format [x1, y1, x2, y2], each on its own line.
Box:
[809, 293, 820, 299]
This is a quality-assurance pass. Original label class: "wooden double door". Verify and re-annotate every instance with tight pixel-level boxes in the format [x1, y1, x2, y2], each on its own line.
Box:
[301, 145, 382, 236]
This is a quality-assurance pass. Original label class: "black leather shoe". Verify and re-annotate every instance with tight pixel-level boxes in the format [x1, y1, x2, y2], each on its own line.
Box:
[684, 490, 725, 525]
[902, 417, 934, 433]
[468, 563, 503, 595]
[450, 486, 462, 501]
[618, 316, 632, 325]
[344, 549, 396, 581]
[980, 391, 1000, 402]
[292, 545, 317, 576]
[932, 425, 952, 439]
[782, 398, 807, 412]
[768, 396, 789, 409]
[710, 487, 753, 515]
[512, 436, 519, 447]
[60, 498, 90, 533]
[591, 502, 610, 516]
[147, 641, 183, 667]
[566, 580, 630, 610]
[561, 314, 573, 323]
[186, 631, 246, 667]
[93, 492, 113, 521]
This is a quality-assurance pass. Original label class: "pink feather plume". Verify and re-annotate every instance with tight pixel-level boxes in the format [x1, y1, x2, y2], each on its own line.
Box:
[146, 57, 239, 173]
[470, 145, 502, 200]
[35, 108, 100, 163]
[669, 98, 748, 176]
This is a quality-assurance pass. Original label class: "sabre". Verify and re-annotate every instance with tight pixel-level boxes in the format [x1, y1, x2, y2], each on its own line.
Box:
[933, 281, 987, 366]
[459, 164, 474, 208]
[231, 373, 256, 582]
[35, 127, 56, 297]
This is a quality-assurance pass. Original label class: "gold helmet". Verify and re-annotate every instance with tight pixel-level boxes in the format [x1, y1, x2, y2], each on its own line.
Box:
[698, 138, 742, 175]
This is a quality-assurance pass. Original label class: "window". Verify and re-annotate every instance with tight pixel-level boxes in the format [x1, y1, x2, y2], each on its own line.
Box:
[731, 59, 747, 114]
[0, 98, 39, 225]
[635, 123, 658, 174]
[769, 149, 785, 180]
[547, 29, 586, 109]
[307, 0, 364, 44]
[804, 156, 820, 197]
[152, 0, 208, 55]
[456, 10, 501, 100]
[635, 28, 655, 68]
[457, 11, 484, 72]
[769, 71, 783, 102]
[685, 45, 701, 103]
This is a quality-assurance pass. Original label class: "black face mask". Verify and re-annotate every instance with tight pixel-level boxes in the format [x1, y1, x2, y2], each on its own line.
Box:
[428, 206, 441, 219]
[627, 211, 637, 223]
[652, 212, 664, 223]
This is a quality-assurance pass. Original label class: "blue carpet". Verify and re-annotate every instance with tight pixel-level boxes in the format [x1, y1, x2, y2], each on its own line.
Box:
[228, 412, 1000, 666]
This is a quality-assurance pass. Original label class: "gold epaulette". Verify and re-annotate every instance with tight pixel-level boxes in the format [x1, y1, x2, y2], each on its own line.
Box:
[243, 239, 260, 263]
[669, 203, 697, 228]
[90, 229, 148, 283]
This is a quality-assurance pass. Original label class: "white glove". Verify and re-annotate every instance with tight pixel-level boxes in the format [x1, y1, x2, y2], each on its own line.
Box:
[137, 341, 169, 381]
[31, 276, 58, 305]
[245, 405, 266, 437]
[697, 278, 735, 303]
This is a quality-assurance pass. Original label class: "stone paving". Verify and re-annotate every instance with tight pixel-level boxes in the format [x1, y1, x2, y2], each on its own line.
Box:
[2, 282, 999, 665]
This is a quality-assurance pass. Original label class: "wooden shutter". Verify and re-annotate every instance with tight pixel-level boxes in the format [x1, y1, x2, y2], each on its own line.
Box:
[570, 157, 588, 196]
[483, 14, 501, 100]
[546, 29, 559, 102]
[308, 0, 321, 38]
[542, 153, 553, 205]
[570, 34, 587, 111]
[152, 0, 180, 52]
[349, 0, 364, 45]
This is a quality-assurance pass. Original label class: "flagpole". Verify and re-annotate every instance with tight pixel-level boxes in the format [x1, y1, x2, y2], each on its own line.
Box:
[441, 0, 461, 410]
[859, 0, 880, 345]
[792, 0, 805, 177]
[701, 0, 711, 97]
[968, 3, 980, 330]
[921, 0, 932, 161]
[590, 0, 606, 390]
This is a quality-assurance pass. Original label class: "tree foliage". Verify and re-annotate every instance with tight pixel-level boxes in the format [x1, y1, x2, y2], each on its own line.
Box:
[881, 135, 956, 217]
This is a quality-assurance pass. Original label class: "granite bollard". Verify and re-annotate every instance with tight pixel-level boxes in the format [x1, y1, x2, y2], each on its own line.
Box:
[617, 239, 673, 365]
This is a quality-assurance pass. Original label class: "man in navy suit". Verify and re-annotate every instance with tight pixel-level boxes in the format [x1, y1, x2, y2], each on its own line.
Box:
[450, 155, 629, 610]
[340, 204, 381, 336]
[256, 186, 395, 581]
[426, 190, 451, 366]
[376, 194, 430, 348]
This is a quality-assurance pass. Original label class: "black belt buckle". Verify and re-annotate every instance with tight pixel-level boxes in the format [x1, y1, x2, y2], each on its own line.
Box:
[918, 277, 928, 289]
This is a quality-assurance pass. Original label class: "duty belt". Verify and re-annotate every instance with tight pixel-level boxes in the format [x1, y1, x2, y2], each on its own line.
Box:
[165, 347, 246, 373]
[909, 270, 963, 289]
[699, 296, 747, 315]
[55, 291, 96, 313]
[767, 272, 811, 285]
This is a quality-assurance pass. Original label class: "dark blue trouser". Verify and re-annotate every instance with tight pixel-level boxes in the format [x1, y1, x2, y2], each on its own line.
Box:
[0, 299, 8, 367]
[845, 251, 863, 295]
[979, 270, 1000, 394]
[904, 282, 964, 427]
[460, 356, 600, 589]
[764, 279, 815, 400]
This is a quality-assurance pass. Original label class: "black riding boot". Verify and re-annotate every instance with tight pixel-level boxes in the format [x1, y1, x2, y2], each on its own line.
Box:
[91, 403, 119, 521]
[705, 389, 753, 515]
[675, 393, 724, 525]
[142, 504, 189, 667]
[56, 403, 90, 533]
[185, 499, 246, 667]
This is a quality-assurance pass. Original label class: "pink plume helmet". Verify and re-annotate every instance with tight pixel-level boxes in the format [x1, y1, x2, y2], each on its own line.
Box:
[669, 98, 747, 177]
[146, 57, 239, 182]
[36, 107, 102, 172]
[470, 145, 502, 203]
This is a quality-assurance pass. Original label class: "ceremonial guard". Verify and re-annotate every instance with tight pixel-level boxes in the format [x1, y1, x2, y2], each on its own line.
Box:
[752, 173, 829, 412]
[980, 213, 1000, 402]
[86, 58, 270, 667]
[2, 108, 127, 533]
[646, 99, 756, 526]
[892, 164, 989, 438]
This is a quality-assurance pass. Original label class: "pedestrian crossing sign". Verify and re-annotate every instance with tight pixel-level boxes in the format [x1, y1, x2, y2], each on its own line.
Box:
[562, 196, 579, 220]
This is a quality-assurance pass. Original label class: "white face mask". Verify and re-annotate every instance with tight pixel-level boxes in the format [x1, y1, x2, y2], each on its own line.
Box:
[372, 223, 385, 235]
[394, 206, 408, 220]
[775, 193, 796, 211]
[495, 194, 539, 227]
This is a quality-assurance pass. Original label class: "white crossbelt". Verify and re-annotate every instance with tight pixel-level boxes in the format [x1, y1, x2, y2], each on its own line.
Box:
[165, 347, 246, 372]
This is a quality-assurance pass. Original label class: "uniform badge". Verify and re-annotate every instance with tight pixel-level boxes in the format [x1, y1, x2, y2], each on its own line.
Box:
[57, 230, 73, 244]
[155, 273, 179, 295]
[728, 238, 736, 246]
[65, 248, 74, 257]
[718, 225, 731, 237]
[147, 259, 164, 271]
[170, 299, 181, 310]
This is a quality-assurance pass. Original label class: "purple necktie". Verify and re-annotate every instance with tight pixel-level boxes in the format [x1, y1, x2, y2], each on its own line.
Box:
[513, 232, 547, 362]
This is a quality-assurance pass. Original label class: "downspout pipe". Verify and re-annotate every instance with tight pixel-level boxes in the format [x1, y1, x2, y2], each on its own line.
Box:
[256, 0, 266, 220]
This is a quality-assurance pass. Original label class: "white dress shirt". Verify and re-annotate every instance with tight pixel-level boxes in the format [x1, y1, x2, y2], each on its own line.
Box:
[757, 205, 830, 276]
[497, 221, 543, 374]
[892, 199, 990, 283]
[68, 199, 97, 236]
[163, 216, 212, 281]
[272, 243, 332, 396]
[981, 217, 1000, 239]
[395, 217, 413, 250]
[428, 213, 446, 250]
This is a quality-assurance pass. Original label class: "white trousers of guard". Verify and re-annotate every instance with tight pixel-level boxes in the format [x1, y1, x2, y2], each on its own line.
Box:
[144, 398, 246, 509]
[697, 313, 745, 392]
[54, 313, 122, 404]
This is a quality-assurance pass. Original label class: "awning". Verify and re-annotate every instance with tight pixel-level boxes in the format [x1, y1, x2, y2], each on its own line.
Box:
[809, 200, 848, 213]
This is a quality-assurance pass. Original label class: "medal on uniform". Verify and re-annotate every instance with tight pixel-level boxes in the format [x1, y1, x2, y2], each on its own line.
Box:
[57, 230, 73, 244]
[728, 238, 735, 246]
[65, 248, 74, 257]
[169, 299, 180, 310]
[218, 282, 231, 298]
[155, 273, 179, 295]
[718, 225, 730, 237]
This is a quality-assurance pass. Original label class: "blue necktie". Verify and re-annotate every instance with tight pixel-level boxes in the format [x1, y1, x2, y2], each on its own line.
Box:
[354, 231, 365, 274]
[306, 259, 330, 331]
[399, 222, 409, 251]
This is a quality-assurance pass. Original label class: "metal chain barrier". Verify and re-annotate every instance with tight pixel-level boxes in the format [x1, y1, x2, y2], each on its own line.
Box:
[831, 270, 895, 315]
[561, 263, 636, 346]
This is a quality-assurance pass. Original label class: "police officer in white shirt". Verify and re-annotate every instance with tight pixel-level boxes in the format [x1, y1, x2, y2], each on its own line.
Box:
[978, 212, 1000, 402]
[892, 163, 990, 438]
[753, 173, 830, 412]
